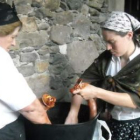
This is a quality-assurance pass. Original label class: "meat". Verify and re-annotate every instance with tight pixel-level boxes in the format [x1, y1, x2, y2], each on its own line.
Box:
[87, 99, 97, 119]
[70, 79, 87, 93]
[41, 93, 56, 110]
[70, 79, 97, 119]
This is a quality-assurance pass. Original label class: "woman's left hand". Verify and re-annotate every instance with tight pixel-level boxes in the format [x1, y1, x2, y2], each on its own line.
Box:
[72, 83, 99, 100]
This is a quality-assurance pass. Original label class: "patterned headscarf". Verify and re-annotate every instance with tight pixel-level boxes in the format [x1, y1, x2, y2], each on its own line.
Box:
[101, 11, 140, 33]
[0, 2, 19, 26]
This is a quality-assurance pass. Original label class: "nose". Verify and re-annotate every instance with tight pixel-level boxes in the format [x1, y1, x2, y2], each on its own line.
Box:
[11, 39, 16, 46]
[106, 43, 112, 50]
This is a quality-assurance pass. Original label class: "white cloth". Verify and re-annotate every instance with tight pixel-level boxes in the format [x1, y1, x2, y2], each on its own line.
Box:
[92, 119, 112, 140]
[101, 11, 140, 32]
[0, 47, 36, 129]
[106, 47, 140, 120]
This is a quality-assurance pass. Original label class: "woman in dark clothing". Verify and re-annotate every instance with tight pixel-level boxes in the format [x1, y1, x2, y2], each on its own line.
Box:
[65, 11, 140, 140]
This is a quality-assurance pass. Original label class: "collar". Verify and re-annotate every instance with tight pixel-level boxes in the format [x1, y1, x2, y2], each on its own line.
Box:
[129, 46, 140, 61]
[111, 46, 140, 62]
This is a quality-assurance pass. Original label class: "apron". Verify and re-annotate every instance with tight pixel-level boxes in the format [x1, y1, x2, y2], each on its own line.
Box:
[107, 117, 140, 140]
[0, 116, 26, 140]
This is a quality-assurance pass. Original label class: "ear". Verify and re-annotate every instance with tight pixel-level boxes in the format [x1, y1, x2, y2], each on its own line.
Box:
[126, 31, 133, 40]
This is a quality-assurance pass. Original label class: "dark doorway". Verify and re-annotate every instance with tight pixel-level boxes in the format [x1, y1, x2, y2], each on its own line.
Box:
[125, 0, 140, 21]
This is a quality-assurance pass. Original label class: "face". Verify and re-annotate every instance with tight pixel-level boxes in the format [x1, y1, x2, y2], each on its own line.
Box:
[102, 29, 134, 57]
[0, 27, 20, 52]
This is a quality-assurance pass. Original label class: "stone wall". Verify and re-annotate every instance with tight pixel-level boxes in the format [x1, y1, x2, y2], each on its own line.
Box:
[5, 0, 108, 102]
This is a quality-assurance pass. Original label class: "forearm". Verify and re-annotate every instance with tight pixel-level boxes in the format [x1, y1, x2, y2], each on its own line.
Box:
[97, 88, 137, 108]
[19, 99, 51, 124]
[69, 94, 83, 116]
[65, 94, 83, 124]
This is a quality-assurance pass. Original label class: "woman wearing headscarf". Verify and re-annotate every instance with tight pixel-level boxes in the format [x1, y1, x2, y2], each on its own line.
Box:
[65, 11, 140, 140]
[0, 2, 51, 140]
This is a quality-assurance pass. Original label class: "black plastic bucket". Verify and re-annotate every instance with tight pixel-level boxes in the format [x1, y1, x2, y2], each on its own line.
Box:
[24, 102, 103, 140]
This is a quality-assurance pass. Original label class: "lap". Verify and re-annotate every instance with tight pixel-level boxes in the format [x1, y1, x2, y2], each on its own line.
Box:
[0, 116, 26, 140]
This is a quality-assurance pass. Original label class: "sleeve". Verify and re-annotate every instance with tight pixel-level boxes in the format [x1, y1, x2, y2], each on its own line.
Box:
[80, 58, 102, 84]
[129, 93, 140, 108]
[0, 48, 36, 111]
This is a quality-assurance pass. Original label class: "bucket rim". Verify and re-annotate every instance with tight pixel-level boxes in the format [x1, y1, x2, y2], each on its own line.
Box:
[40, 102, 103, 127]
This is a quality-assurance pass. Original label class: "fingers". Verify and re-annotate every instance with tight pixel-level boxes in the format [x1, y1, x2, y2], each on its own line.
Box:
[71, 83, 90, 99]
[72, 89, 81, 94]
[73, 90, 85, 99]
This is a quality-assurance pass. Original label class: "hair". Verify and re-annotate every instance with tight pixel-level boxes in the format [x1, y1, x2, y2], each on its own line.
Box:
[0, 20, 22, 36]
[102, 28, 140, 47]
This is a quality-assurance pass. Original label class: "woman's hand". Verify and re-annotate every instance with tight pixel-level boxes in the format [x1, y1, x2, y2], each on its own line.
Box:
[72, 83, 99, 100]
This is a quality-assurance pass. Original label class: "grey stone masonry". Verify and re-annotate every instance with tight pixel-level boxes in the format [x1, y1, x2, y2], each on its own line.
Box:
[4, 0, 108, 102]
